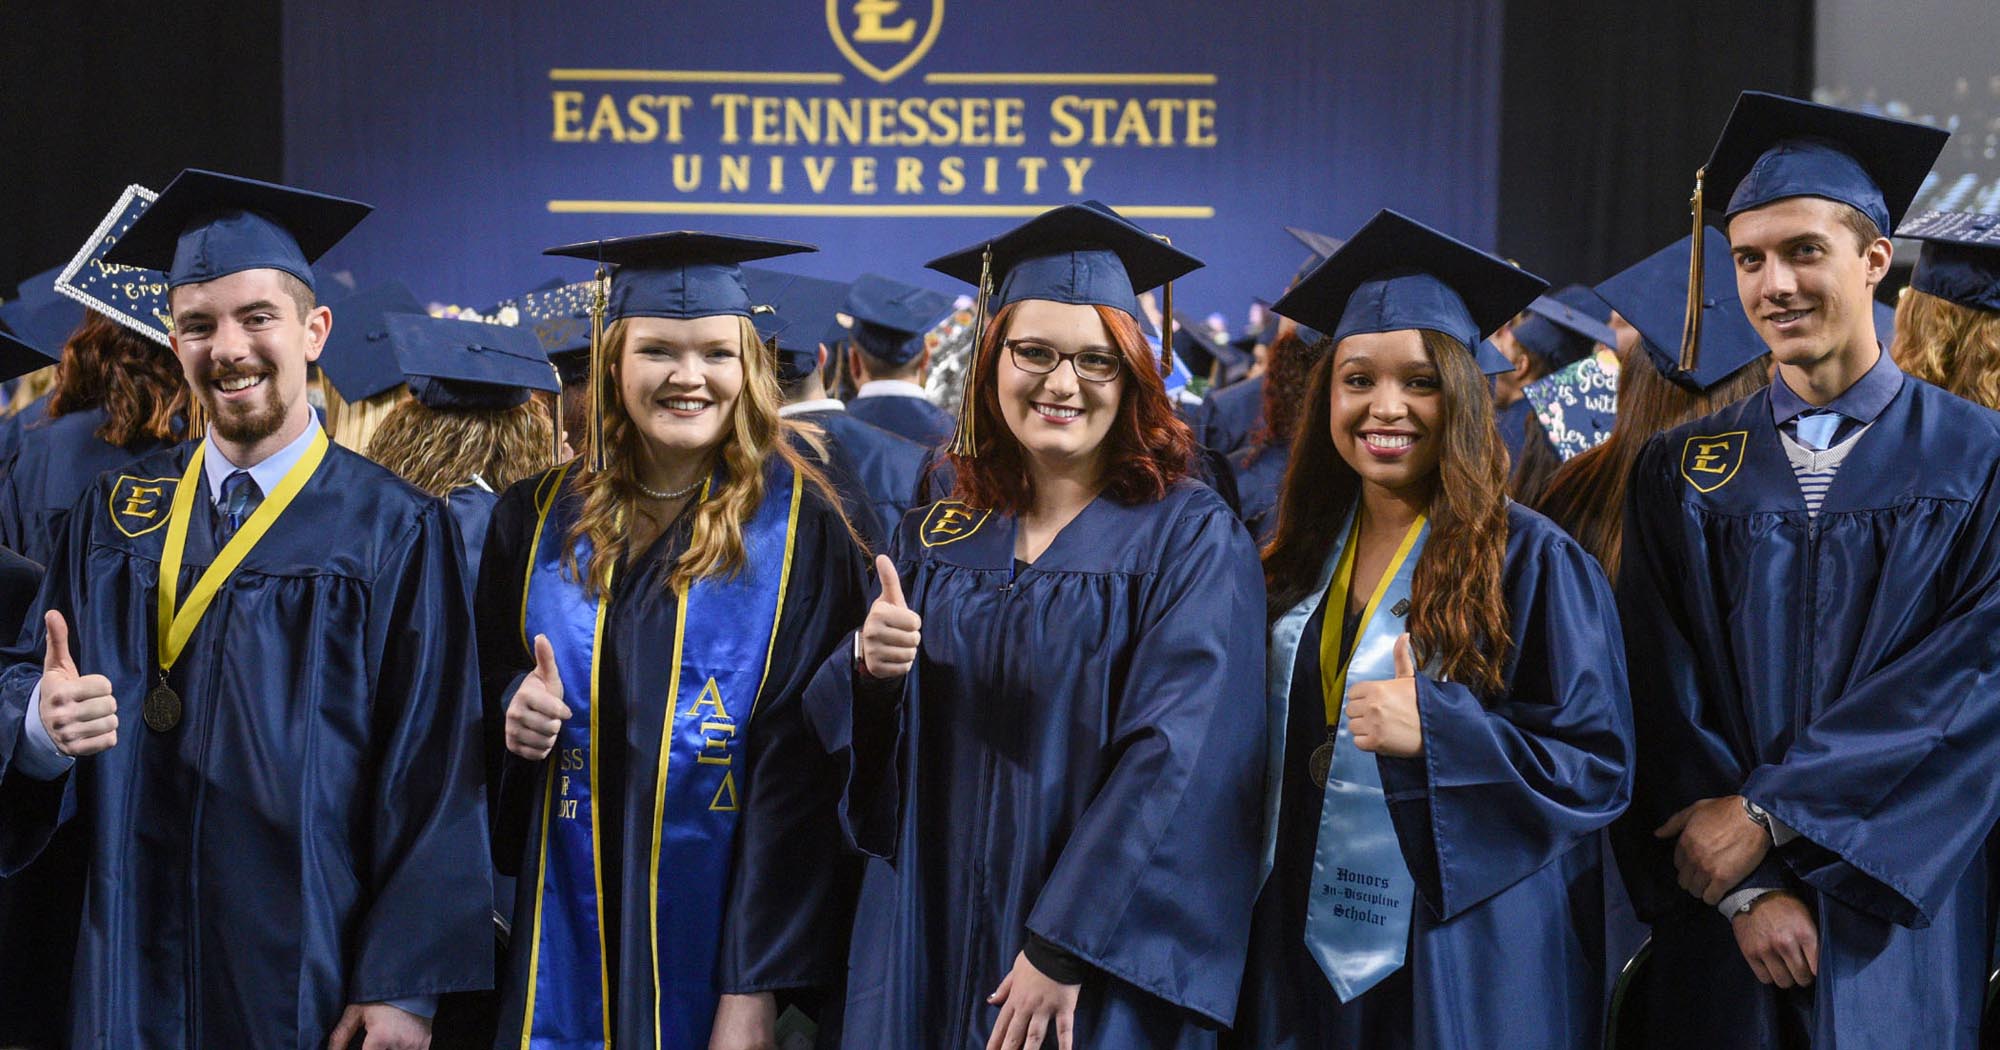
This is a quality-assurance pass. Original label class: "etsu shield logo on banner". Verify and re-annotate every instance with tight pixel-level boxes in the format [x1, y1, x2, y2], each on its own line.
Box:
[1680, 431, 1747, 493]
[827, 0, 943, 84]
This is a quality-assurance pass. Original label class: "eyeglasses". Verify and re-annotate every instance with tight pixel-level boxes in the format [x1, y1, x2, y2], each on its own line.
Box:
[1004, 340, 1124, 383]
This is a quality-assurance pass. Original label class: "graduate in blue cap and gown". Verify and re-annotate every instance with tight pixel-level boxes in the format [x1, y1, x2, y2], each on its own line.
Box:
[1233, 209, 1633, 1050]
[747, 266, 927, 548]
[840, 273, 958, 448]
[0, 168, 493, 1048]
[1887, 210, 2000, 406]
[0, 267, 83, 461]
[1495, 285, 1619, 463]
[804, 200, 1268, 1049]
[1206, 227, 1340, 460]
[478, 230, 870, 1050]
[1609, 93, 2000, 1049]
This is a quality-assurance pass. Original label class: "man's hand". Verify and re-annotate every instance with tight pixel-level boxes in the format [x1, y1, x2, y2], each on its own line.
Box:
[326, 1001, 430, 1050]
[1655, 795, 1770, 906]
[1731, 891, 1818, 989]
[504, 634, 571, 760]
[1346, 634, 1423, 758]
[38, 610, 118, 757]
[708, 992, 777, 1050]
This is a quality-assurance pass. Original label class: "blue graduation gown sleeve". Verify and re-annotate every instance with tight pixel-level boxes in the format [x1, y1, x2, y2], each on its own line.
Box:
[1377, 505, 1633, 920]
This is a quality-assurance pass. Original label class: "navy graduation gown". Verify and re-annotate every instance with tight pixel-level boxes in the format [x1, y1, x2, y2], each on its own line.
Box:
[1203, 376, 1264, 456]
[444, 482, 500, 589]
[0, 439, 492, 1048]
[478, 466, 869, 1047]
[1229, 443, 1288, 542]
[790, 409, 926, 546]
[845, 393, 954, 449]
[1495, 396, 1531, 465]
[804, 480, 1268, 1048]
[0, 396, 49, 469]
[0, 407, 175, 565]
[0, 546, 56, 1049]
[1613, 378, 2000, 1048]
[1236, 503, 1632, 1049]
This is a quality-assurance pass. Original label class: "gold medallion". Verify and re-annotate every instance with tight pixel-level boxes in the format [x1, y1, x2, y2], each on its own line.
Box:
[143, 681, 181, 732]
[1308, 726, 1336, 789]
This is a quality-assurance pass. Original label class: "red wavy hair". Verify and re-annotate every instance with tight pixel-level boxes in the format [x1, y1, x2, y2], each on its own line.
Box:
[949, 302, 1193, 514]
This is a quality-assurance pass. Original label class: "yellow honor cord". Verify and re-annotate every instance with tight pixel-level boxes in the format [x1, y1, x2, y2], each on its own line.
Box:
[156, 428, 331, 673]
[1318, 512, 1428, 726]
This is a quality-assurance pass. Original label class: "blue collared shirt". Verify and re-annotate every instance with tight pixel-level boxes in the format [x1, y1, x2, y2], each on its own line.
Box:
[1769, 344, 1903, 441]
[201, 416, 322, 504]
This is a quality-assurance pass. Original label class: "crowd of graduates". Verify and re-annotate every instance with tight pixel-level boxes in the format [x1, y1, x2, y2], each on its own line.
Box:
[1, 87, 1999, 1050]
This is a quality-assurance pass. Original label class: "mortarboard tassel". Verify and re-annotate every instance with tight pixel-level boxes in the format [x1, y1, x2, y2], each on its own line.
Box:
[1156, 233, 1176, 381]
[586, 264, 611, 473]
[1678, 167, 1707, 376]
[949, 245, 993, 458]
[547, 362, 565, 465]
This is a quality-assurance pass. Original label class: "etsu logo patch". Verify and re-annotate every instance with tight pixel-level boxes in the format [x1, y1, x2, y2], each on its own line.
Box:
[1680, 431, 1747, 493]
[920, 500, 989, 548]
[108, 475, 177, 538]
[827, 0, 943, 84]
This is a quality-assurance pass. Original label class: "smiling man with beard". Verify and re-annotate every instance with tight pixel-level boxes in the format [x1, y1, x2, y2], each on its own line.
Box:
[0, 169, 491, 1050]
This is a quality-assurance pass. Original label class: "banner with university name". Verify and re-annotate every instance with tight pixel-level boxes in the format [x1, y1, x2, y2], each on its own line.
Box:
[284, 0, 1500, 319]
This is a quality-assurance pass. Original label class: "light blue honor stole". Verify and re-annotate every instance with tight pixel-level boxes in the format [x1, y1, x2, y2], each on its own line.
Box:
[1292, 509, 1428, 1002]
[516, 464, 804, 1050]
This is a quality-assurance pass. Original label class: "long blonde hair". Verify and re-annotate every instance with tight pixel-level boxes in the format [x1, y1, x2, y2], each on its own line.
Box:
[320, 374, 409, 454]
[1892, 288, 2000, 410]
[366, 397, 556, 498]
[563, 314, 859, 595]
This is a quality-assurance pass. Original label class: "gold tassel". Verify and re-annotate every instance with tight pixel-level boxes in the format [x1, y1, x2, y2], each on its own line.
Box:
[547, 363, 565, 465]
[1156, 233, 1175, 380]
[586, 264, 611, 472]
[1677, 167, 1707, 376]
[948, 244, 993, 458]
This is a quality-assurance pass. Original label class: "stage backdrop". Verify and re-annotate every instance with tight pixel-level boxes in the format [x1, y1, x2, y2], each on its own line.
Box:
[283, 0, 1500, 320]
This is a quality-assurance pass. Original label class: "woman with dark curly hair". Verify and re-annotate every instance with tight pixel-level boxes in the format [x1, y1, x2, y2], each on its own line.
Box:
[1235, 210, 1631, 1049]
[807, 202, 1268, 1049]
[0, 309, 188, 564]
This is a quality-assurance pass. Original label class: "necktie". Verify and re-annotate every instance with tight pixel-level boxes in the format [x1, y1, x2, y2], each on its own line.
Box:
[217, 470, 263, 543]
[1794, 410, 1843, 452]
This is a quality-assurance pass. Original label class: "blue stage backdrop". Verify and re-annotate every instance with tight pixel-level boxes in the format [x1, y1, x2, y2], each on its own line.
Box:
[283, 0, 1500, 321]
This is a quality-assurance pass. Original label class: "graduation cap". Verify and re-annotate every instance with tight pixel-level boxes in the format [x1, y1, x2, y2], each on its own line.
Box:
[544, 231, 817, 469]
[1524, 355, 1620, 462]
[0, 266, 82, 360]
[1899, 210, 2000, 313]
[54, 185, 174, 347]
[925, 200, 1203, 454]
[489, 278, 596, 388]
[318, 281, 426, 401]
[385, 313, 558, 411]
[842, 273, 954, 366]
[1286, 225, 1345, 287]
[742, 267, 851, 384]
[102, 169, 372, 292]
[1272, 209, 1547, 363]
[1595, 228, 1767, 391]
[1172, 311, 1254, 386]
[1673, 92, 1950, 377]
[0, 330, 61, 384]
[1512, 286, 1619, 372]
[1475, 340, 1517, 377]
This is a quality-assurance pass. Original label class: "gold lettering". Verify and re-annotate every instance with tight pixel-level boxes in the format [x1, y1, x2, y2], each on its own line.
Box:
[899, 97, 930, 146]
[696, 720, 737, 764]
[586, 94, 627, 142]
[938, 156, 965, 195]
[767, 155, 786, 193]
[689, 678, 731, 720]
[930, 507, 975, 537]
[1145, 98, 1186, 145]
[867, 97, 898, 146]
[895, 156, 924, 194]
[1017, 156, 1047, 194]
[1689, 441, 1734, 474]
[982, 156, 1000, 194]
[1049, 96, 1085, 148]
[852, 156, 879, 194]
[709, 770, 739, 812]
[1112, 100, 1155, 146]
[1187, 99, 1218, 147]
[826, 98, 863, 145]
[552, 91, 585, 142]
[1083, 98, 1118, 145]
[719, 154, 752, 193]
[672, 154, 702, 191]
[558, 798, 580, 819]
[783, 97, 819, 145]
[960, 97, 992, 146]
[660, 95, 692, 142]
[994, 98, 1026, 146]
[1061, 156, 1094, 194]
[750, 96, 782, 144]
[711, 93, 750, 144]
[804, 156, 838, 193]
[851, 0, 916, 42]
[625, 95, 660, 143]
[560, 775, 572, 796]
[121, 485, 163, 518]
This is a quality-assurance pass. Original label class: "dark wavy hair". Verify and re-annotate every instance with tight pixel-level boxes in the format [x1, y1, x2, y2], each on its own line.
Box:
[949, 302, 1194, 514]
[1245, 321, 1330, 462]
[1262, 329, 1513, 697]
[46, 311, 188, 446]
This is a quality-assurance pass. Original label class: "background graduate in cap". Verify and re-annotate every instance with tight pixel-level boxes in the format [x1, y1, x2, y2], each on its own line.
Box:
[314, 279, 424, 454]
[839, 272, 958, 448]
[0, 266, 83, 454]
[748, 266, 927, 549]
[1889, 210, 2000, 409]
[478, 230, 868, 1050]
[1490, 285, 1618, 463]
[1237, 209, 1632, 1050]
[1609, 92, 2000, 1050]
[806, 200, 1267, 1049]
[0, 168, 493, 1049]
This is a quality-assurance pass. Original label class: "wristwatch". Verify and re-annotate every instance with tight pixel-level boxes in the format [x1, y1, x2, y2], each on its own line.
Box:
[1742, 797, 1774, 837]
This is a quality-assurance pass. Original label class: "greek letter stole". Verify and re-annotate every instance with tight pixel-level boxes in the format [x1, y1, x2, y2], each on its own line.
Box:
[516, 463, 803, 1050]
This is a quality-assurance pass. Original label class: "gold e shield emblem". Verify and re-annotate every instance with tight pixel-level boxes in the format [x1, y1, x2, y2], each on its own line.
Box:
[827, 0, 944, 84]
[920, 500, 989, 548]
[1680, 431, 1748, 493]
[108, 475, 177, 537]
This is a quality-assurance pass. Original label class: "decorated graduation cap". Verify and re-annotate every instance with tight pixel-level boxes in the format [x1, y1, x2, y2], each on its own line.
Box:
[55, 185, 173, 346]
[1595, 228, 1767, 391]
[1673, 91, 1949, 377]
[543, 230, 817, 469]
[0, 266, 82, 359]
[102, 169, 372, 292]
[925, 200, 1203, 454]
[1524, 354, 1620, 462]
[842, 273, 953, 366]
[492, 278, 595, 387]
[743, 267, 851, 384]
[385, 313, 558, 411]
[1272, 209, 1547, 369]
[1513, 285, 1619, 372]
[318, 281, 426, 401]
[1899, 210, 2000, 313]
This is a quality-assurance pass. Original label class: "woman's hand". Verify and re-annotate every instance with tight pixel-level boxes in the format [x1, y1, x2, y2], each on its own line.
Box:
[1345, 633, 1424, 758]
[858, 555, 922, 680]
[985, 951, 1079, 1050]
[708, 991, 778, 1050]
[504, 634, 571, 760]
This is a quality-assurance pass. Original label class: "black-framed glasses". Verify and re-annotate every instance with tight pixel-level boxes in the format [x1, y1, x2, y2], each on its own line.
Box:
[1004, 340, 1124, 383]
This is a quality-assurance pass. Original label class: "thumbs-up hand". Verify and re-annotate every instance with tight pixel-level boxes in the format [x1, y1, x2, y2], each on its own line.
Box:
[39, 610, 119, 758]
[858, 555, 922, 680]
[1345, 632, 1424, 758]
[504, 634, 572, 760]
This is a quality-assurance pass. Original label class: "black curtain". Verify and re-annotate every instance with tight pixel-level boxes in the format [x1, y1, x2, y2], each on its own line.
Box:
[0, 0, 283, 288]
[1496, 1, 1816, 286]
